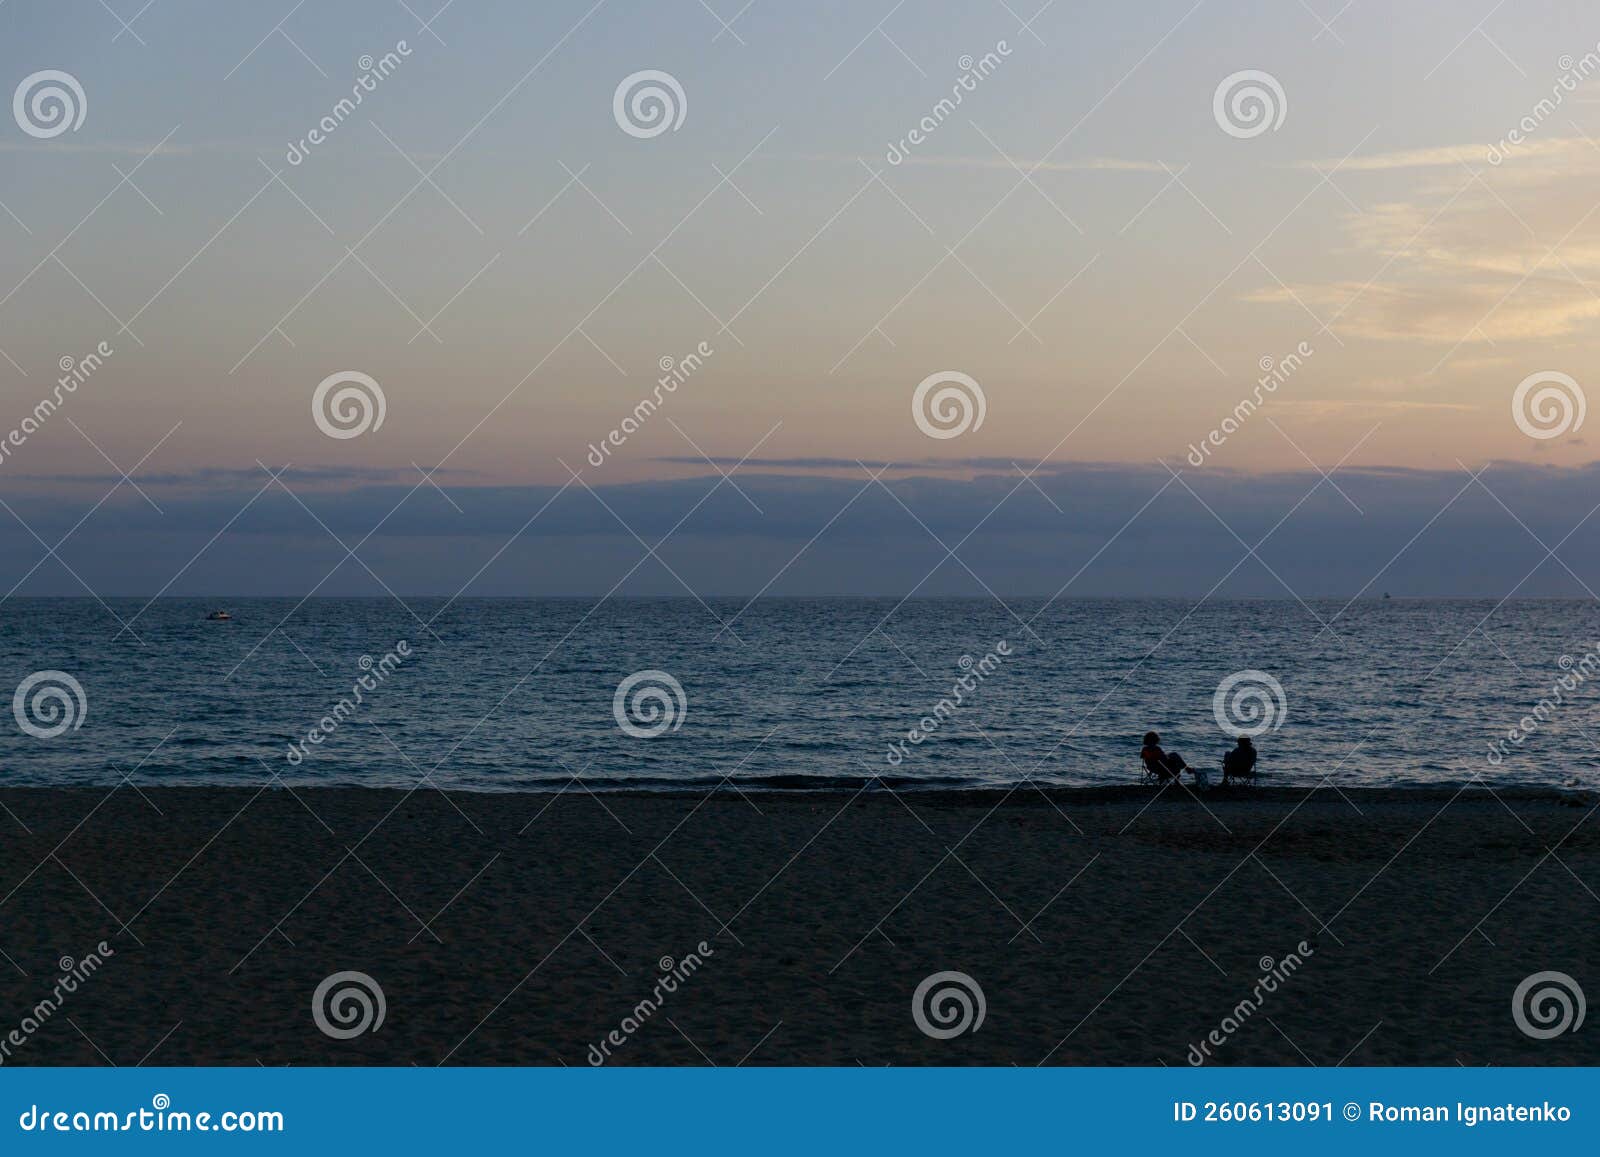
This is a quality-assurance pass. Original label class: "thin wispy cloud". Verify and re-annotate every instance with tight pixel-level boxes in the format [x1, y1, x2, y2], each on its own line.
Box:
[0, 139, 194, 155]
[1248, 137, 1600, 346]
[1291, 140, 1547, 171]
[783, 151, 1170, 173]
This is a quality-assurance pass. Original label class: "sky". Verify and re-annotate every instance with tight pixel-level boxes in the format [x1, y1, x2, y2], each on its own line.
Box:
[2, 0, 1600, 595]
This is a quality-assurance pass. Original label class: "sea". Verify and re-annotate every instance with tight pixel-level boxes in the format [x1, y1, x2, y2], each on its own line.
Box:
[0, 597, 1596, 791]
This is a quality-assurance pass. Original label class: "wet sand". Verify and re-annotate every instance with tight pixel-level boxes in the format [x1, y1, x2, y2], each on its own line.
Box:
[0, 784, 1595, 1066]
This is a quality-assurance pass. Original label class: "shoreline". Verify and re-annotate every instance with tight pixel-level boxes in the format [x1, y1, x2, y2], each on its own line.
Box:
[3, 783, 1595, 802]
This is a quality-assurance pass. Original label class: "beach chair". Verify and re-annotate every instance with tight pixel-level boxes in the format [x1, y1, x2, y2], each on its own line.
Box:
[1221, 749, 1259, 787]
[1140, 751, 1179, 785]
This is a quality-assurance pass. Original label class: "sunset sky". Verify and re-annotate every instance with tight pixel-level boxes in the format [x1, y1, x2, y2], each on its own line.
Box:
[3, 0, 1599, 595]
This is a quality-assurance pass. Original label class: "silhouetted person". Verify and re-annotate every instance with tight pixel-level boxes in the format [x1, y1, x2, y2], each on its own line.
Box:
[1140, 731, 1190, 782]
[1223, 735, 1257, 783]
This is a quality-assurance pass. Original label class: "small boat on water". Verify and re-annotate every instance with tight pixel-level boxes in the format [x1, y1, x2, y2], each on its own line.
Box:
[206, 609, 233, 621]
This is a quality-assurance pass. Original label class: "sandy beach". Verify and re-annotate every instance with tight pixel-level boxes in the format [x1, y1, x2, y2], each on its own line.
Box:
[0, 784, 1595, 1066]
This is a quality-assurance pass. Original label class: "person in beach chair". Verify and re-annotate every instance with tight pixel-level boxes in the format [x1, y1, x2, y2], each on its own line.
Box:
[1140, 731, 1192, 784]
[1222, 735, 1258, 786]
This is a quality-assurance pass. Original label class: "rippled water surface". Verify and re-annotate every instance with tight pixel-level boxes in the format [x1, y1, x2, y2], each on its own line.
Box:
[1, 598, 1597, 790]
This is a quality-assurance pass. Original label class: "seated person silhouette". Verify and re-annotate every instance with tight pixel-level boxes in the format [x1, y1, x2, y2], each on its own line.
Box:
[1223, 735, 1258, 783]
[1140, 731, 1190, 783]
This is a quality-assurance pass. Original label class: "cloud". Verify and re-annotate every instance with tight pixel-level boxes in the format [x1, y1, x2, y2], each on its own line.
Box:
[4, 462, 1600, 597]
[889, 154, 1170, 173]
[1273, 399, 1479, 417]
[647, 455, 1134, 475]
[3, 464, 477, 487]
[784, 151, 1170, 173]
[0, 140, 194, 156]
[1247, 139, 1600, 345]
[1292, 138, 1577, 172]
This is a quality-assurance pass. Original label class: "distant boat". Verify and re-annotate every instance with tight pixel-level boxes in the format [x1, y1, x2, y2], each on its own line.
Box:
[1382, 592, 1392, 600]
[205, 609, 233, 621]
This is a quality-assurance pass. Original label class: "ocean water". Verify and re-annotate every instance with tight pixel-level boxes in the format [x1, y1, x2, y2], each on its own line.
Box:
[0, 597, 1596, 791]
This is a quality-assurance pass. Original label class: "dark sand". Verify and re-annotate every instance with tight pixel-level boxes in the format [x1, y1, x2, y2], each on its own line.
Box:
[0, 784, 1596, 1066]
